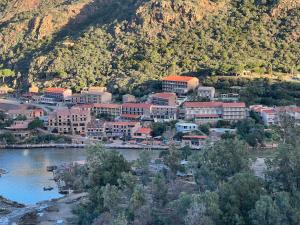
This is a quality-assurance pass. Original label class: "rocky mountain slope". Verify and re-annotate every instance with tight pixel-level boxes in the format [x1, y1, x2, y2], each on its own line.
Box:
[0, 0, 299, 93]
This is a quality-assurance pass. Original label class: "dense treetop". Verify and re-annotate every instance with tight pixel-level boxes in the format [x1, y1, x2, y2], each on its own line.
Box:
[0, 0, 299, 91]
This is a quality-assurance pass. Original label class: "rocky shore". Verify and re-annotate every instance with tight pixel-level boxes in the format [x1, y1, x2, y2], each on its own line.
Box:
[0, 193, 87, 225]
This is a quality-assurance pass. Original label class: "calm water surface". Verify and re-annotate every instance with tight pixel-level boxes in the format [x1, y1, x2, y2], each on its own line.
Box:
[0, 148, 158, 205]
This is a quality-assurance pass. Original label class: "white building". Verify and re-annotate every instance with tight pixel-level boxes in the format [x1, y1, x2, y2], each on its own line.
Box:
[175, 122, 198, 133]
[198, 86, 215, 100]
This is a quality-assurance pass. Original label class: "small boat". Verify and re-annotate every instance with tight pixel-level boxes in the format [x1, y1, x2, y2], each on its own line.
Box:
[43, 186, 54, 191]
[46, 165, 57, 172]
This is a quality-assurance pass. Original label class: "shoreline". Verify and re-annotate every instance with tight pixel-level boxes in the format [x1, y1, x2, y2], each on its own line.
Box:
[0, 143, 169, 150]
[0, 193, 87, 225]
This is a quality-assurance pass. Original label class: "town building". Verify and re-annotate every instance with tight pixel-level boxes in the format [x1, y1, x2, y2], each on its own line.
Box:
[92, 103, 122, 117]
[120, 114, 141, 121]
[222, 102, 247, 121]
[197, 86, 215, 100]
[183, 101, 246, 122]
[122, 103, 152, 117]
[87, 121, 141, 140]
[7, 108, 45, 120]
[5, 120, 32, 139]
[105, 122, 141, 139]
[181, 135, 208, 149]
[82, 86, 107, 93]
[44, 88, 72, 102]
[175, 122, 198, 133]
[48, 107, 91, 135]
[29, 85, 39, 94]
[183, 102, 223, 121]
[150, 105, 178, 122]
[122, 94, 136, 103]
[133, 127, 152, 141]
[250, 105, 277, 126]
[150, 92, 177, 106]
[87, 119, 107, 140]
[71, 88, 112, 104]
[162, 75, 199, 95]
[277, 106, 300, 125]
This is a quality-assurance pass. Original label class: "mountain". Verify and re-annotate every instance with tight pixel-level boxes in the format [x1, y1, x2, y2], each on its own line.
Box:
[0, 0, 299, 93]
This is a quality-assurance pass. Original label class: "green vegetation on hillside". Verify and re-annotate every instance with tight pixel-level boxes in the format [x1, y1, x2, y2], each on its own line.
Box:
[0, 0, 299, 92]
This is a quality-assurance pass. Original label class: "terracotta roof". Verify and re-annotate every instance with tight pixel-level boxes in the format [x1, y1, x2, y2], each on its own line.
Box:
[135, 127, 152, 134]
[153, 92, 176, 99]
[162, 75, 198, 82]
[261, 109, 276, 115]
[183, 135, 208, 139]
[183, 102, 223, 108]
[121, 114, 141, 119]
[93, 103, 121, 109]
[44, 88, 68, 94]
[75, 104, 94, 109]
[122, 103, 152, 109]
[195, 114, 220, 118]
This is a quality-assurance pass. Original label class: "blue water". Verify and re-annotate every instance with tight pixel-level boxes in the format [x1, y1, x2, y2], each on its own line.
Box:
[0, 148, 158, 205]
[0, 148, 86, 205]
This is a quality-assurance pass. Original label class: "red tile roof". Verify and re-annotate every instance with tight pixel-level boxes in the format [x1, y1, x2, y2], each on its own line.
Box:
[135, 127, 152, 134]
[162, 75, 198, 82]
[261, 109, 276, 115]
[44, 88, 68, 94]
[153, 92, 176, 99]
[122, 103, 152, 109]
[121, 114, 141, 119]
[183, 102, 223, 108]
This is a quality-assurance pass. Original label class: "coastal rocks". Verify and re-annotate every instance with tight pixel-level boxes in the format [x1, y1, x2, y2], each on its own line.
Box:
[0, 196, 25, 217]
[0, 196, 25, 209]
[18, 212, 39, 225]
[0, 168, 8, 176]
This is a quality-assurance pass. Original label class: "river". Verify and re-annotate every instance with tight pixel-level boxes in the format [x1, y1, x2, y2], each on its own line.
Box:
[0, 148, 158, 205]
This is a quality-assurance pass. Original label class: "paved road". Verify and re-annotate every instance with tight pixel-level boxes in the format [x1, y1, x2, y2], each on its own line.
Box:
[0, 98, 58, 113]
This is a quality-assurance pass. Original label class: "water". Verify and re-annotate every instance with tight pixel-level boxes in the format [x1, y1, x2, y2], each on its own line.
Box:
[0, 148, 158, 205]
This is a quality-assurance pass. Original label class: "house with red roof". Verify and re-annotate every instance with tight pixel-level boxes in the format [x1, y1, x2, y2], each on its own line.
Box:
[250, 105, 277, 125]
[92, 103, 122, 117]
[162, 75, 199, 95]
[122, 103, 152, 117]
[133, 127, 152, 141]
[44, 87, 72, 102]
[150, 92, 177, 106]
[183, 101, 246, 122]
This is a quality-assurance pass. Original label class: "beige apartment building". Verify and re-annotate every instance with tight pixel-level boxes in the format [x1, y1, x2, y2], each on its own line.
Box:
[71, 90, 112, 104]
[92, 103, 122, 117]
[162, 75, 199, 95]
[150, 105, 178, 122]
[122, 103, 152, 117]
[44, 88, 72, 102]
[150, 92, 177, 106]
[183, 101, 246, 123]
[48, 107, 91, 135]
